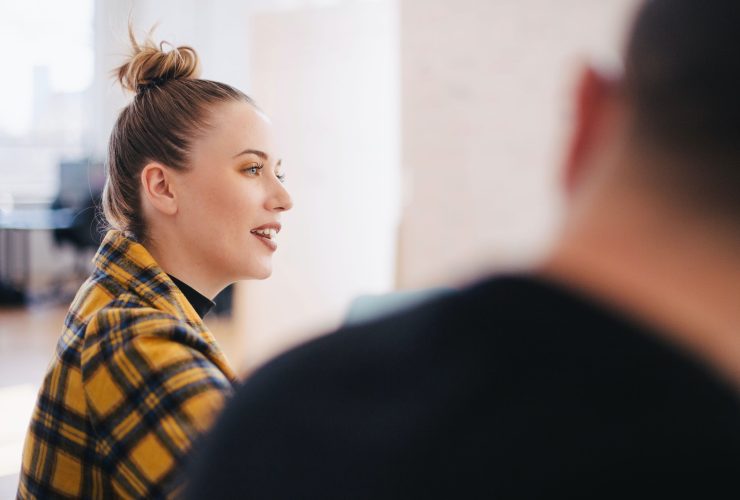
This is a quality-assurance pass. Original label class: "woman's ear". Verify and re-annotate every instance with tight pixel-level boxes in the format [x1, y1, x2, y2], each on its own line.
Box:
[562, 65, 617, 197]
[140, 162, 178, 216]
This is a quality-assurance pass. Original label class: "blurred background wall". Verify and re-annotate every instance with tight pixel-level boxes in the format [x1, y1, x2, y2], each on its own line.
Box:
[237, 2, 400, 371]
[399, 0, 636, 288]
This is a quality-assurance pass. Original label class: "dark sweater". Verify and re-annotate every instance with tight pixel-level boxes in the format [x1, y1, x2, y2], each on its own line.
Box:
[168, 274, 214, 319]
[186, 276, 740, 499]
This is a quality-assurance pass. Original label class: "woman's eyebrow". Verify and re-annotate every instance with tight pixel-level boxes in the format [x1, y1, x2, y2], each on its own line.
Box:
[232, 148, 268, 159]
[233, 148, 282, 167]
[232, 149, 282, 166]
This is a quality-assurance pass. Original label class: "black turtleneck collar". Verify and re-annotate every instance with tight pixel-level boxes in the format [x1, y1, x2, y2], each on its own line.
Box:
[168, 274, 215, 319]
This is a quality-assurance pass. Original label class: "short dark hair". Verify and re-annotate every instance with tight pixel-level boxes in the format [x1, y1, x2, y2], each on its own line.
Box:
[624, 0, 740, 210]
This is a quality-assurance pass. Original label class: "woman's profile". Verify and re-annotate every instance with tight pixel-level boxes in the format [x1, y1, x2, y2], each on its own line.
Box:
[17, 27, 292, 499]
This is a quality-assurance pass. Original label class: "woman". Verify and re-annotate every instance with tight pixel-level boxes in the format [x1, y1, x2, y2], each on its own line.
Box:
[18, 29, 292, 499]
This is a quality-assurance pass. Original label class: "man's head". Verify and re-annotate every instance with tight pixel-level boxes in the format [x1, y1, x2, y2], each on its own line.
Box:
[546, 0, 740, 383]
[563, 0, 740, 225]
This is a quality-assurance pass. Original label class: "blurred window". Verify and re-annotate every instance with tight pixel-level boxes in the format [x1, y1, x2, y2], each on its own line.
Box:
[0, 0, 93, 207]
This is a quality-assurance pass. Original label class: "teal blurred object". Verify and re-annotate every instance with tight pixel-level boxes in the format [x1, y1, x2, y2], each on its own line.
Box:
[343, 288, 454, 327]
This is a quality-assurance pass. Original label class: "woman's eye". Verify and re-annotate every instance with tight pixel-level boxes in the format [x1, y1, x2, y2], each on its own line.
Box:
[276, 173, 286, 183]
[243, 164, 264, 175]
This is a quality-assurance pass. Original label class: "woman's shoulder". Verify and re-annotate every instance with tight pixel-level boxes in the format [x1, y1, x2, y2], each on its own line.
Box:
[80, 296, 233, 395]
[75, 278, 236, 382]
[84, 294, 203, 349]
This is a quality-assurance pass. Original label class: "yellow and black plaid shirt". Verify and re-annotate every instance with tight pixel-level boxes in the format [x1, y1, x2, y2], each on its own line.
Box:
[18, 230, 237, 499]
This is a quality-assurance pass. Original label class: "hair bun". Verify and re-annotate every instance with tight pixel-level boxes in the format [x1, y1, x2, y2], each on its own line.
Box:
[116, 25, 201, 94]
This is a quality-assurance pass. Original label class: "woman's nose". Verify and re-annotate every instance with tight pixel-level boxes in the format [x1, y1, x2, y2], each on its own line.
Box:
[269, 180, 293, 212]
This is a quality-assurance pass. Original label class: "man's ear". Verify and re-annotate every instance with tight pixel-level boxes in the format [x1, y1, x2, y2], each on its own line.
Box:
[140, 162, 178, 216]
[562, 65, 616, 197]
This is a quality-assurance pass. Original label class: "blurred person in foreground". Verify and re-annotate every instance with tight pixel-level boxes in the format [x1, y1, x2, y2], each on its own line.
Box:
[187, 0, 740, 498]
[17, 28, 292, 499]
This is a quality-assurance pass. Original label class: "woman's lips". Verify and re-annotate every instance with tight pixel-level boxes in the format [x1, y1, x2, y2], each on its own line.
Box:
[253, 232, 277, 251]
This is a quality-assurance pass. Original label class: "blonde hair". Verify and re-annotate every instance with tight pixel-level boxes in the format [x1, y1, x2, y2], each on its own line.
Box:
[102, 26, 254, 241]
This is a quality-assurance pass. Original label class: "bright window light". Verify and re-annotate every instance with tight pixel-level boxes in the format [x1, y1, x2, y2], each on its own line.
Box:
[0, 0, 93, 136]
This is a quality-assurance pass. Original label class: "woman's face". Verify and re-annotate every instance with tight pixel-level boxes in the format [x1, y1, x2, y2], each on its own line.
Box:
[172, 100, 293, 283]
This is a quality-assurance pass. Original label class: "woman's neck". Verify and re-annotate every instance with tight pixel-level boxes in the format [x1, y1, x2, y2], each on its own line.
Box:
[142, 234, 226, 300]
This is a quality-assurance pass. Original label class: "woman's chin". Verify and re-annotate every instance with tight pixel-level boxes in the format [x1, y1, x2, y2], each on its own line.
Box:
[231, 256, 273, 281]
[245, 265, 273, 280]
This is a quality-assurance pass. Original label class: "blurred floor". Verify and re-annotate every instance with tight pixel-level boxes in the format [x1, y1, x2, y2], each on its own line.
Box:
[0, 303, 240, 498]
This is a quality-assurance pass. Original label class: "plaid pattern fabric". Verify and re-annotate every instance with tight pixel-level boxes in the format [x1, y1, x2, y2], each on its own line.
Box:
[18, 230, 237, 499]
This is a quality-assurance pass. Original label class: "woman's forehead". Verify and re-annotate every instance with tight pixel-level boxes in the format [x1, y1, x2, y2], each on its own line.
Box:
[215, 100, 270, 132]
[201, 101, 279, 157]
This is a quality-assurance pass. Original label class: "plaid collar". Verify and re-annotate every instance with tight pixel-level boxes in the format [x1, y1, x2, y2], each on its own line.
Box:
[93, 230, 236, 380]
